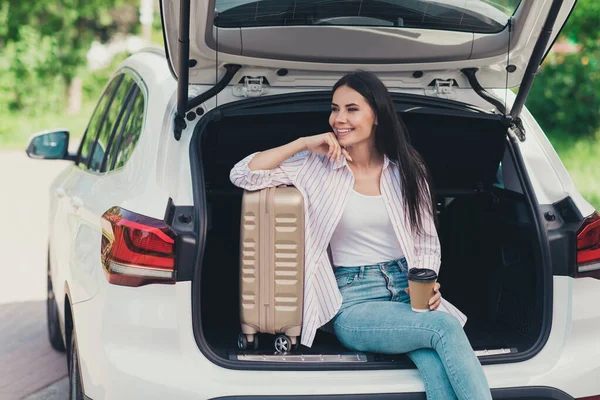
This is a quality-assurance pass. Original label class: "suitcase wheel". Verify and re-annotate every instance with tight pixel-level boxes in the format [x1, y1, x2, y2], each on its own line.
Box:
[275, 335, 298, 354]
[237, 332, 248, 351]
[238, 332, 259, 351]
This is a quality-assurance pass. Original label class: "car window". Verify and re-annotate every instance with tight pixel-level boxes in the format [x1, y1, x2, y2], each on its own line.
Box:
[77, 76, 123, 168]
[88, 75, 136, 172]
[215, 0, 522, 33]
[109, 88, 146, 171]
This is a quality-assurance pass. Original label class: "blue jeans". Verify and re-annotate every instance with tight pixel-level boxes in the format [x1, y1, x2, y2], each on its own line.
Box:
[333, 258, 491, 400]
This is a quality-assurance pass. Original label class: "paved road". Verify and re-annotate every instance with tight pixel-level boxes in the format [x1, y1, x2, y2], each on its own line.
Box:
[0, 152, 71, 400]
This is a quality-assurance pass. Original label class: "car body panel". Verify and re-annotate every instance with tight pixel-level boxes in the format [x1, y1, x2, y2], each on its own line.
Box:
[49, 165, 77, 324]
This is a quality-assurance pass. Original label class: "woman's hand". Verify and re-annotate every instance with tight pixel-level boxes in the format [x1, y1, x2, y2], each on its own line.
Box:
[303, 133, 353, 164]
[404, 282, 442, 311]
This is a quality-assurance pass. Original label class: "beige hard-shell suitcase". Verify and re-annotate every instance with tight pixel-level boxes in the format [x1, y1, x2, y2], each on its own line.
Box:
[238, 186, 305, 354]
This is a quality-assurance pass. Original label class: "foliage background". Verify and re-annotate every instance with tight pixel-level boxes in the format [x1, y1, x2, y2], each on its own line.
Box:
[0, 0, 141, 113]
[0, 0, 598, 209]
[525, 0, 600, 209]
[527, 0, 600, 137]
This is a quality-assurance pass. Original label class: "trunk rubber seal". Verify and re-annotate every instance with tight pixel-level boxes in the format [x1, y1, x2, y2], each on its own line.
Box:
[497, 132, 554, 363]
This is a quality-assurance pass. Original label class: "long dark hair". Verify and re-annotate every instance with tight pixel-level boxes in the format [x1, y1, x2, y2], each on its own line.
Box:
[332, 70, 436, 234]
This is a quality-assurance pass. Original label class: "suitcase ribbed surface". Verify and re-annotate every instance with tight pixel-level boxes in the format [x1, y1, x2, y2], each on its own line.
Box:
[240, 187, 304, 339]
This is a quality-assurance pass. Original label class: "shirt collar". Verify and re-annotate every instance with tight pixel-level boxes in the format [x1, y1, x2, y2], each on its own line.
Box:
[331, 154, 398, 170]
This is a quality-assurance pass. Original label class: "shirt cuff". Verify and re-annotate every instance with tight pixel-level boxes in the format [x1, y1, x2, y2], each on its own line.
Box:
[240, 152, 270, 178]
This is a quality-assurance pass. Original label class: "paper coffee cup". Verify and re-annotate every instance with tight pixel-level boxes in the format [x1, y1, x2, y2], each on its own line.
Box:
[407, 268, 438, 312]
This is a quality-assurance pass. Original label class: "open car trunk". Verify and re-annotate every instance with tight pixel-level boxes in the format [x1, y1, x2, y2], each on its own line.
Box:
[193, 92, 549, 369]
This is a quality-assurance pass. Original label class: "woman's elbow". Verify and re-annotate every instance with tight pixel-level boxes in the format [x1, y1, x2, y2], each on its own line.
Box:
[247, 158, 261, 172]
[229, 168, 245, 188]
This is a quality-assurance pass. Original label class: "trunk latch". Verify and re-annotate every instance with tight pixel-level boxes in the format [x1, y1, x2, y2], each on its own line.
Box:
[427, 79, 457, 99]
[233, 76, 268, 98]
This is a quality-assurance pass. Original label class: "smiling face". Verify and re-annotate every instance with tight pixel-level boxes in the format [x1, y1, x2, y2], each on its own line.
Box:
[329, 85, 377, 148]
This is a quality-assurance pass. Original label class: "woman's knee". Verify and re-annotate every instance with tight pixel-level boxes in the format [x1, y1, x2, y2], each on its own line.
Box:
[428, 311, 464, 338]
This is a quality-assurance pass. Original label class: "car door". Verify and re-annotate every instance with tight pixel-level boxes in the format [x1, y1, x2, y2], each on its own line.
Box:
[50, 76, 123, 311]
[55, 74, 137, 304]
[66, 73, 146, 303]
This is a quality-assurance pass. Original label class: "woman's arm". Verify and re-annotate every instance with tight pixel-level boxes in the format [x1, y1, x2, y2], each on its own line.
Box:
[247, 138, 307, 172]
[229, 142, 308, 191]
[230, 133, 351, 191]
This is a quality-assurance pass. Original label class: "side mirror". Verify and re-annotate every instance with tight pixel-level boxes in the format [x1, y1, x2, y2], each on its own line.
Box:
[26, 130, 70, 160]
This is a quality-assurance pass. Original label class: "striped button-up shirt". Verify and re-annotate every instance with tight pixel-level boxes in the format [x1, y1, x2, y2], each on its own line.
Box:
[230, 150, 467, 348]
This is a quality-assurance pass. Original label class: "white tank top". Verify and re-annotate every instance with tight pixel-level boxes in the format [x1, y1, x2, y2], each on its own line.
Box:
[329, 189, 404, 267]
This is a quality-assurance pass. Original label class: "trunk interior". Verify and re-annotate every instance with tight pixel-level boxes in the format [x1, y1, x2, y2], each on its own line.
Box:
[196, 94, 545, 366]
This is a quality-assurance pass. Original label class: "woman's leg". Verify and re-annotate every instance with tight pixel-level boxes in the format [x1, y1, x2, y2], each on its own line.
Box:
[407, 349, 458, 400]
[333, 302, 491, 400]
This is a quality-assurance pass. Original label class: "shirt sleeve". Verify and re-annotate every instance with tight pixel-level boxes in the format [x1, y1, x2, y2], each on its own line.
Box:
[229, 150, 310, 191]
[414, 183, 442, 275]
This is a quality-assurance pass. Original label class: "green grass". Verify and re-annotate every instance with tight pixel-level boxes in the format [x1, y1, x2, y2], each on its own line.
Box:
[548, 131, 600, 211]
[0, 102, 93, 150]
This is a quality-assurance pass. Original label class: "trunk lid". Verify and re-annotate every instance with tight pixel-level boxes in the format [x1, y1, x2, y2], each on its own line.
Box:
[161, 0, 575, 90]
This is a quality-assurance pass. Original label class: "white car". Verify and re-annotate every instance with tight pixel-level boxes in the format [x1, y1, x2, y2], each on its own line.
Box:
[27, 0, 600, 399]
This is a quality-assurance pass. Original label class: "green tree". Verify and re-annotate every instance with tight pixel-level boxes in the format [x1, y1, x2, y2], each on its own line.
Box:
[526, 0, 600, 137]
[0, 0, 139, 114]
[563, 0, 600, 52]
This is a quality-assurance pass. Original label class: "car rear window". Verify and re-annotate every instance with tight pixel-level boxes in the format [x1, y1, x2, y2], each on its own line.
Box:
[214, 0, 521, 33]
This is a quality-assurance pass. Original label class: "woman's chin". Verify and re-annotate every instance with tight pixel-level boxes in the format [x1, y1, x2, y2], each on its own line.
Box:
[337, 136, 359, 148]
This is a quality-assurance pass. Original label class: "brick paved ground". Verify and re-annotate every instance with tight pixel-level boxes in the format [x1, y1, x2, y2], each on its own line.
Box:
[0, 301, 67, 400]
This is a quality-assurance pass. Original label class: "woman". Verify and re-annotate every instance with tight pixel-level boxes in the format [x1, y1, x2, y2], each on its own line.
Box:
[230, 71, 492, 399]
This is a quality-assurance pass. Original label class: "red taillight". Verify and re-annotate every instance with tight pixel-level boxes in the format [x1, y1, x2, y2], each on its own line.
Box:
[101, 207, 176, 287]
[577, 396, 600, 400]
[576, 211, 600, 279]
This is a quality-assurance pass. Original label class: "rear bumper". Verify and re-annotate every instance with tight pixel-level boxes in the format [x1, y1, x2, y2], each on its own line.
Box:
[71, 279, 600, 400]
[212, 386, 575, 399]
[83, 386, 574, 400]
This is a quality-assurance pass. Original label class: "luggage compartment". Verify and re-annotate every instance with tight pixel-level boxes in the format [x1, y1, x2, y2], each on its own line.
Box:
[194, 92, 550, 368]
